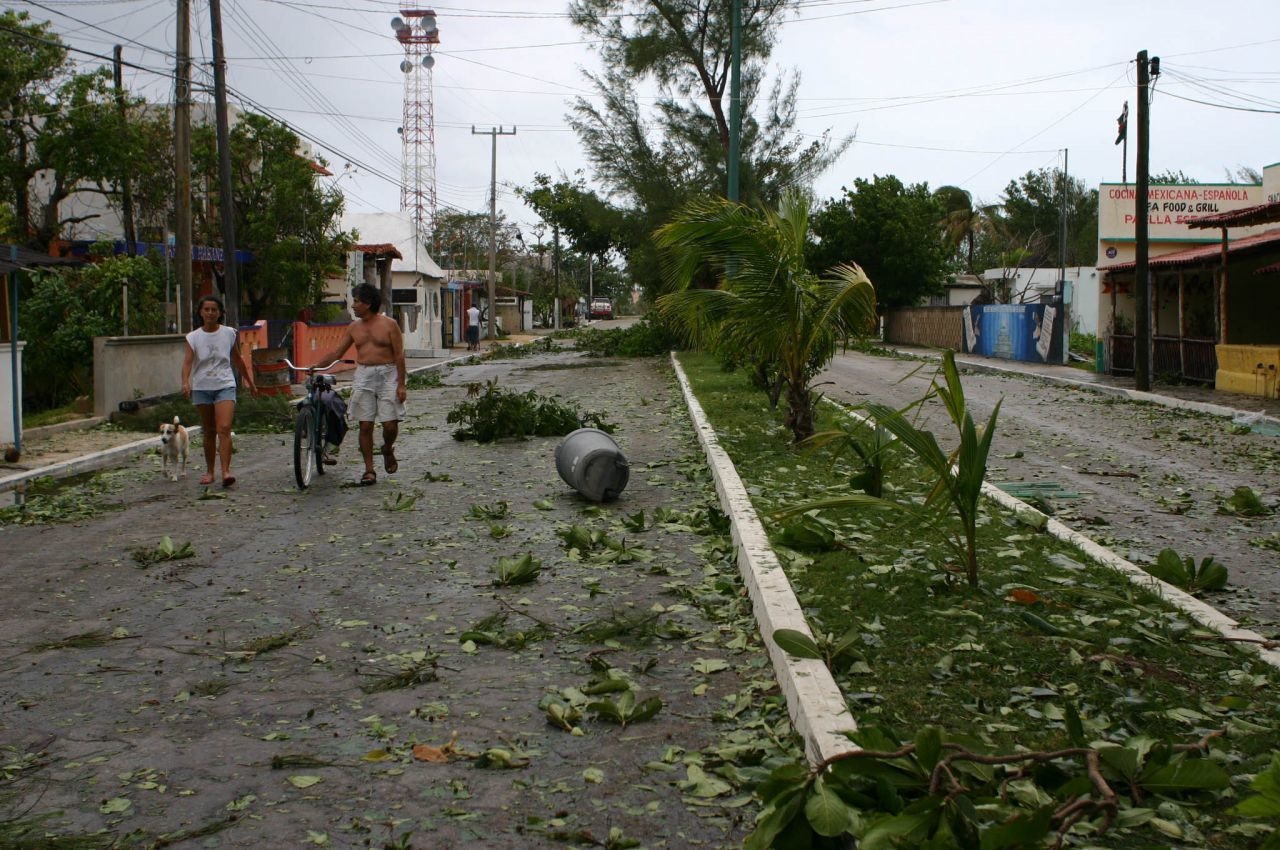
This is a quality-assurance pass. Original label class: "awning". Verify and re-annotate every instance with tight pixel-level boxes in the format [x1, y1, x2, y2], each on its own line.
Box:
[1186, 200, 1280, 229]
[1098, 228, 1280, 273]
[354, 243, 403, 260]
[0, 245, 82, 275]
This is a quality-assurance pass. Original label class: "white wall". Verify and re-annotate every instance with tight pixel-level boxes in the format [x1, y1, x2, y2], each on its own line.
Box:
[981, 266, 1100, 336]
[1, 342, 23, 446]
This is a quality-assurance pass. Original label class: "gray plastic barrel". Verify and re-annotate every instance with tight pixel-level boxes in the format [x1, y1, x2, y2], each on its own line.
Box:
[555, 428, 630, 502]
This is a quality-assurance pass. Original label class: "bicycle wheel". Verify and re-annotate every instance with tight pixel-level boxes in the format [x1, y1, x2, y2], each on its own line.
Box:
[294, 403, 317, 489]
[314, 407, 328, 477]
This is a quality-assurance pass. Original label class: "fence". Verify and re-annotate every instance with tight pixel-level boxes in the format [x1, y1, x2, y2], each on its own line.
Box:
[884, 307, 964, 350]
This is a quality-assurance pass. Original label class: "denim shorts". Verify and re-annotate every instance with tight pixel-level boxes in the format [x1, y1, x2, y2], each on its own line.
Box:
[191, 386, 237, 406]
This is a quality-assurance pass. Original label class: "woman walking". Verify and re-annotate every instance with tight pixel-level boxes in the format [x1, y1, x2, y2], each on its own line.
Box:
[181, 295, 256, 486]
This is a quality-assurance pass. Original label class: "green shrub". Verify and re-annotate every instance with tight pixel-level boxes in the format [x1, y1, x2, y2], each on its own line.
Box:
[21, 255, 166, 411]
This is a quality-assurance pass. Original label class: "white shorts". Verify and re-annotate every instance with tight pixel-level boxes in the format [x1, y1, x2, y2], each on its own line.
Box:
[349, 363, 405, 423]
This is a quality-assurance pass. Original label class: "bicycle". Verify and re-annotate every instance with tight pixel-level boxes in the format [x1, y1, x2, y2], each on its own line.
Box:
[280, 357, 352, 489]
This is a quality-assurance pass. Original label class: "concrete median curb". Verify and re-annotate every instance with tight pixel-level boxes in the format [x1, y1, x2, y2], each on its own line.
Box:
[670, 352, 859, 765]
[672, 349, 1280, 770]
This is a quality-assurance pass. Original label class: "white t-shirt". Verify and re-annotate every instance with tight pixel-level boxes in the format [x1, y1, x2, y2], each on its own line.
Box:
[186, 325, 239, 391]
[467, 306, 481, 328]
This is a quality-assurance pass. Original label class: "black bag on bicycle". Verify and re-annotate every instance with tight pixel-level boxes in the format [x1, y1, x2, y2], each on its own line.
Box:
[320, 389, 348, 447]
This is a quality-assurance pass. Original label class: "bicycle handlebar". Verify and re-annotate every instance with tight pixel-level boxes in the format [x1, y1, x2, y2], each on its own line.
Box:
[277, 358, 354, 372]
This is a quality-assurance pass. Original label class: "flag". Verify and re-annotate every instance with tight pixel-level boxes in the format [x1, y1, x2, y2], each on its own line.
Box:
[1114, 101, 1128, 146]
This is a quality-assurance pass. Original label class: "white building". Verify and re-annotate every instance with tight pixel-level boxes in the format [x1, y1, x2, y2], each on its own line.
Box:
[340, 211, 447, 357]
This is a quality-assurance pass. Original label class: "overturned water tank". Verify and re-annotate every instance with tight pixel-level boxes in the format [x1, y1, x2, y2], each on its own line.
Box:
[554, 427, 630, 502]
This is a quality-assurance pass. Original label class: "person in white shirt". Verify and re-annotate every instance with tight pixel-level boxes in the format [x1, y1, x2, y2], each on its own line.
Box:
[466, 302, 482, 351]
[181, 295, 256, 487]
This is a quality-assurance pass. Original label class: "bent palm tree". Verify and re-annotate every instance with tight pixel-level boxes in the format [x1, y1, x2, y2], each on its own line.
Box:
[654, 190, 876, 442]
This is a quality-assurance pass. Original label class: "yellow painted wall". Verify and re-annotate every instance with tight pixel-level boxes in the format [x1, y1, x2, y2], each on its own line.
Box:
[1216, 345, 1280, 398]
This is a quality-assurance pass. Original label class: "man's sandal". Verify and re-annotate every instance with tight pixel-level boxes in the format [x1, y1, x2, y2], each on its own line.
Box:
[381, 446, 398, 475]
[359, 470, 377, 486]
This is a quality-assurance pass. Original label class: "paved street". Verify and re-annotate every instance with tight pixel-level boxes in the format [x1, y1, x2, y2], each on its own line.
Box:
[3, 336, 1278, 848]
[0, 347, 768, 849]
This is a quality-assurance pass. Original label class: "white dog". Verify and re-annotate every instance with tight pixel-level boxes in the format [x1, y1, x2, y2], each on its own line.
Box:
[159, 416, 189, 481]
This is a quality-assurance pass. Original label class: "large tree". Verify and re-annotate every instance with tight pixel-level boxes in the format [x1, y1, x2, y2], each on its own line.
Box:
[0, 11, 170, 251]
[566, 0, 848, 297]
[809, 175, 953, 312]
[430, 209, 522, 273]
[191, 113, 349, 319]
[0, 10, 68, 246]
[994, 168, 1098, 268]
[518, 172, 629, 306]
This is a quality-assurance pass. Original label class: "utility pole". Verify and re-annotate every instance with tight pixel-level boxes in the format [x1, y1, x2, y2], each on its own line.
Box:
[1058, 148, 1070, 365]
[209, 0, 239, 328]
[472, 125, 515, 342]
[112, 46, 137, 258]
[553, 225, 561, 331]
[174, 0, 192, 332]
[727, 0, 742, 202]
[1134, 50, 1157, 392]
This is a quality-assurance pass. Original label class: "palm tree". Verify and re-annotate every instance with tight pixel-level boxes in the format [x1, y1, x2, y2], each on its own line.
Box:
[934, 185, 983, 274]
[654, 189, 876, 443]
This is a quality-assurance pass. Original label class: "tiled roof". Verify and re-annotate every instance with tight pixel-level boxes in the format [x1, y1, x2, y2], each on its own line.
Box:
[1098, 228, 1280, 273]
[353, 243, 403, 260]
[0, 245, 84, 275]
[1186, 200, 1280, 229]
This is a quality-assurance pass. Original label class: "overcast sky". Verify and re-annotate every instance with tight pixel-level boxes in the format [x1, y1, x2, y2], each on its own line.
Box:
[17, 0, 1280, 245]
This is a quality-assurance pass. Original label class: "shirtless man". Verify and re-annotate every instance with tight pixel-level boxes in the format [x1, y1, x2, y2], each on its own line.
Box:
[318, 283, 407, 485]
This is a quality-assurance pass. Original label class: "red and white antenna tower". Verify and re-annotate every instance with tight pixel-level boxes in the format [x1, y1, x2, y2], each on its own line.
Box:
[391, 9, 439, 241]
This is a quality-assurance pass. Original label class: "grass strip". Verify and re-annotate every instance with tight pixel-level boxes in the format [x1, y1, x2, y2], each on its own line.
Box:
[678, 351, 1280, 847]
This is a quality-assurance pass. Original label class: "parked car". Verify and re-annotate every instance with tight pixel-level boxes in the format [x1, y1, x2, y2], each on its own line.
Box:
[589, 296, 613, 319]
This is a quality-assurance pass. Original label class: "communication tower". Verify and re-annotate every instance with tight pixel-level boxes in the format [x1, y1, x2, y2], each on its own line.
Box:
[391, 9, 439, 240]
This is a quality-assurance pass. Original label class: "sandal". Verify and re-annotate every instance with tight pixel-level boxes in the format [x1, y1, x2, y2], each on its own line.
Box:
[381, 446, 398, 475]
[222, 475, 236, 488]
[199, 472, 215, 485]
[360, 470, 377, 486]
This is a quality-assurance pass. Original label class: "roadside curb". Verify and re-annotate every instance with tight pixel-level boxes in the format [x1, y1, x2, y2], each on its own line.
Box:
[998, 487, 1280, 671]
[0, 426, 204, 496]
[826, 400, 1280, 672]
[670, 353, 859, 765]
[21, 416, 108, 441]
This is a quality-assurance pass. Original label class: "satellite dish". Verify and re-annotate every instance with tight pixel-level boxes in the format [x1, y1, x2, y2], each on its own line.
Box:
[422, 54, 435, 69]
[421, 14, 436, 29]
[390, 16, 405, 30]
[400, 59, 412, 73]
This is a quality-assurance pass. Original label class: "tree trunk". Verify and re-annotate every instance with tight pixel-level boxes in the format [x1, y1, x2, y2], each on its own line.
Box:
[784, 382, 814, 443]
